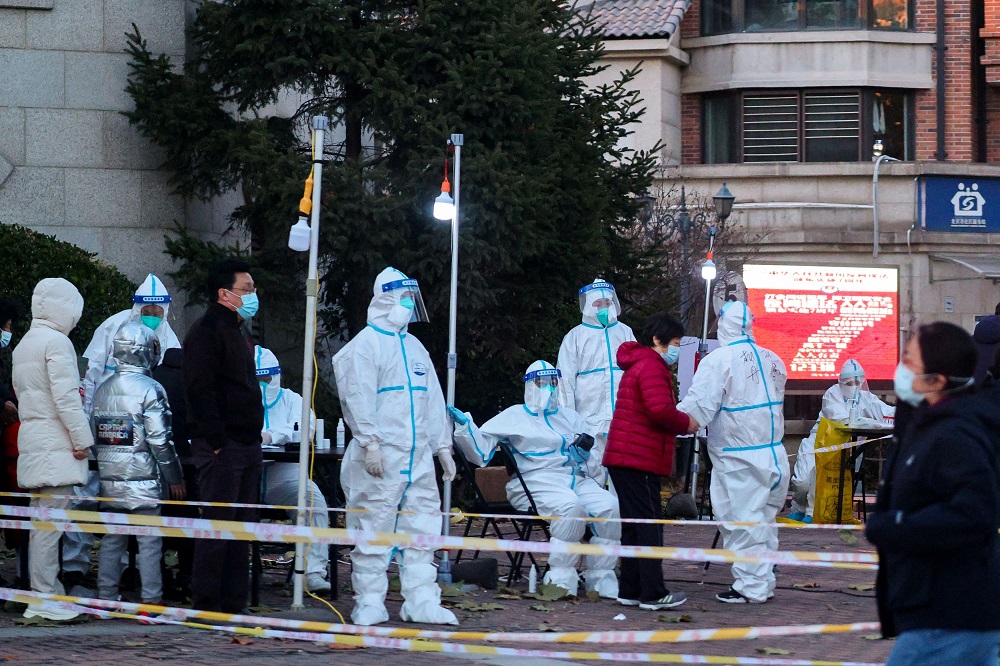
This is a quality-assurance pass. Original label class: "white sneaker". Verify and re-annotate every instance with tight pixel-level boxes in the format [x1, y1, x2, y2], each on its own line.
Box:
[306, 573, 332, 593]
[24, 605, 80, 622]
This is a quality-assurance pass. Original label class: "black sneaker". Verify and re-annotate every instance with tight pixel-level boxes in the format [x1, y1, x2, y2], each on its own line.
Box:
[716, 587, 766, 604]
[639, 591, 687, 610]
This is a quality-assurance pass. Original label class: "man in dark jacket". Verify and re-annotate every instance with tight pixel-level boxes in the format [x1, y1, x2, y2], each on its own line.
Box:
[183, 258, 264, 613]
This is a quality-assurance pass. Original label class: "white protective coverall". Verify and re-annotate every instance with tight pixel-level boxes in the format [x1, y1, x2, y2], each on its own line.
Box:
[254, 346, 330, 588]
[451, 360, 621, 598]
[557, 279, 635, 485]
[65, 273, 181, 579]
[677, 301, 788, 602]
[788, 360, 894, 521]
[332, 267, 457, 627]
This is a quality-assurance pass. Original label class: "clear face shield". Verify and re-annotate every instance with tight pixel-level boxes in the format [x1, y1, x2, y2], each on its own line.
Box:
[839, 375, 869, 405]
[523, 367, 561, 413]
[381, 278, 430, 324]
[579, 281, 621, 326]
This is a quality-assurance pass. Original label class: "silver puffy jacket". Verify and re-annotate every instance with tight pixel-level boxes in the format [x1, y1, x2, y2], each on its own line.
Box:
[90, 321, 183, 510]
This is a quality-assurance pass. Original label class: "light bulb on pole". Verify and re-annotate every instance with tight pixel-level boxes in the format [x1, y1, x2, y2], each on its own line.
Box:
[701, 256, 717, 282]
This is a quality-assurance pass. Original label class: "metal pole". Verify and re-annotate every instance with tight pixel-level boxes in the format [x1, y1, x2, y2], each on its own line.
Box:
[438, 133, 462, 584]
[292, 115, 327, 609]
[691, 229, 717, 504]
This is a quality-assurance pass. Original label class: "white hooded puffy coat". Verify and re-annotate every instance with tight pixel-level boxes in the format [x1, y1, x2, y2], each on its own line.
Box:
[13, 278, 94, 489]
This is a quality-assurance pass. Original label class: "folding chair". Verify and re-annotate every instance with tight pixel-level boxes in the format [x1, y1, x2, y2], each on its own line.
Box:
[452, 443, 549, 585]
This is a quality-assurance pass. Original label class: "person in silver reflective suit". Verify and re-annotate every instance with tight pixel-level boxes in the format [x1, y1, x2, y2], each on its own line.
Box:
[90, 321, 185, 603]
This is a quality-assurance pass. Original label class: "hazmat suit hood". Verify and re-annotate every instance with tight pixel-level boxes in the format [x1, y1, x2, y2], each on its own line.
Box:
[837, 359, 866, 403]
[31, 277, 84, 336]
[131, 273, 171, 326]
[111, 320, 161, 372]
[254, 345, 283, 404]
[523, 360, 560, 415]
[579, 279, 621, 328]
[367, 267, 428, 333]
[716, 301, 754, 346]
[973, 315, 1000, 386]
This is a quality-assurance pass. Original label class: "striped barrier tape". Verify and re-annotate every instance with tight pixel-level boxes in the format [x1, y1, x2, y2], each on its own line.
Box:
[0, 588, 882, 644]
[0, 590, 882, 665]
[0, 504, 879, 569]
[0, 491, 867, 530]
[811, 434, 892, 455]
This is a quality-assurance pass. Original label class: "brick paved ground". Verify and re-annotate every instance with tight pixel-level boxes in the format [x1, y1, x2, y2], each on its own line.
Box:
[0, 522, 891, 665]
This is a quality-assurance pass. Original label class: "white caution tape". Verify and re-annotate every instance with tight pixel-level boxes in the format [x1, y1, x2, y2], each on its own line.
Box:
[0, 588, 882, 644]
[811, 434, 892, 455]
[0, 491, 866, 530]
[0, 589, 882, 665]
[0, 504, 879, 569]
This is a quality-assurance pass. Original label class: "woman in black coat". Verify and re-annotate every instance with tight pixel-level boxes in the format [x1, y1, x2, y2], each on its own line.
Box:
[866, 321, 1000, 666]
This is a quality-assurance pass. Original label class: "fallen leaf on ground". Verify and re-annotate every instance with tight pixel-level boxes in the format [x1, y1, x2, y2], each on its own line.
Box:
[439, 583, 467, 598]
[537, 624, 563, 632]
[123, 641, 148, 647]
[496, 586, 520, 595]
[328, 643, 365, 650]
[230, 637, 254, 646]
[848, 584, 875, 592]
[585, 591, 601, 602]
[446, 602, 505, 612]
[756, 647, 791, 655]
[529, 604, 552, 612]
[792, 582, 819, 589]
[658, 614, 695, 624]
[495, 594, 521, 600]
[839, 530, 860, 546]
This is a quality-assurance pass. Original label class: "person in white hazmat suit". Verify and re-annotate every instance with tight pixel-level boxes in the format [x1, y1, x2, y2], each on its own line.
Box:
[788, 359, 894, 523]
[332, 267, 458, 627]
[449, 360, 621, 598]
[677, 301, 788, 604]
[557, 279, 635, 486]
[63, 273, 182, 591]
[254, 346, 331, 593]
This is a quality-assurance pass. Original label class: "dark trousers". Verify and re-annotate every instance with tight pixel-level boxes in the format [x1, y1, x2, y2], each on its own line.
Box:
[190, 438, 263, 613]
[608, 466, 666, 603]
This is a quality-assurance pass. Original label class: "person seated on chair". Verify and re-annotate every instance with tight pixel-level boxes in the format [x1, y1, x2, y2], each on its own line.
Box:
[448, 360, 621, 599]
[788, 359, 894, 523]
[254, 346, 331, 594]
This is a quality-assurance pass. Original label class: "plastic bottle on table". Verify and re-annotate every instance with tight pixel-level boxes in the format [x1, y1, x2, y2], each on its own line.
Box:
[336, 418, 346, 451]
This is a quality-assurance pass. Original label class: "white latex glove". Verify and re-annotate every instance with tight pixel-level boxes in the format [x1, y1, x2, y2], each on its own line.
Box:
[363, 443, 385, 478]
[261, 431, 272, 446]
[437, 448, 456, 482]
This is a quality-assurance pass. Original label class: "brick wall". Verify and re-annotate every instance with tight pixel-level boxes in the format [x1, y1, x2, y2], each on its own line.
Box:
[987, 87, 1000, 162]
[913, 0, 976, 161]
[682, 0, 700, 40]
[681, 94, 701, 165]
[984, 0, 1000, 85]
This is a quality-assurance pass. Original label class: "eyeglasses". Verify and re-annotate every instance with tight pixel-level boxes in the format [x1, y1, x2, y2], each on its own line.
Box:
[229, 287, 257, 295]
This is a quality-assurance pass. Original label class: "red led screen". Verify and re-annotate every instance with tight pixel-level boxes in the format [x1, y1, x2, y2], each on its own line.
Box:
[742, 264, 899, 381]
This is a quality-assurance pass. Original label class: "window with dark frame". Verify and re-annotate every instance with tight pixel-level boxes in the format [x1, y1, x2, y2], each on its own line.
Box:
[702, 0, 911, 35]
[702, 89, 912, 164]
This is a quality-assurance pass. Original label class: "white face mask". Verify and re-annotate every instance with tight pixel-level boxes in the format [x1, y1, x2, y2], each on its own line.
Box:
[387, 304, 412, 329]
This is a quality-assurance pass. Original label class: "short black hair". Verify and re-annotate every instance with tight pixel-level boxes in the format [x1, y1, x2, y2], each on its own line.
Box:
[994, 301, 1000, 316]
[916, 321, 976, 389]
[0, 299, 19, 327]
[638, 312, 685, 347]
[206, 257, 252, 301]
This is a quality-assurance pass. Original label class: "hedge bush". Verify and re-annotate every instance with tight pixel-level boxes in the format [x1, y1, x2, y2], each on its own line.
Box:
[0, 224, 137, 354]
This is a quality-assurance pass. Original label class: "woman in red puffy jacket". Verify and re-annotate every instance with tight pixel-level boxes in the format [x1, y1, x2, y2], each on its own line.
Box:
[604, 313, 697, 610]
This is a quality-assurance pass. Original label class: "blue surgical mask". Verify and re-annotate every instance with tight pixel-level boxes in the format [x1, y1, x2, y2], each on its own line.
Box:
[235, 292, 259, 320]
[661, 345, 681, 366]
[0, 331, 10, 348]
[400, 296, 415, 310]
[893, 363, 924, 407]
[140, 315, 163, 331]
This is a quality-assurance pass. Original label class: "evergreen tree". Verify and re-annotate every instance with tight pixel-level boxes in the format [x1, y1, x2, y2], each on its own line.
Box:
[125, 0, 664, 416]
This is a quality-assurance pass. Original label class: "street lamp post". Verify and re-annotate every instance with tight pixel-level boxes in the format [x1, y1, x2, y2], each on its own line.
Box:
[286, 115, 328, 609]
[432, 133, 463, 583]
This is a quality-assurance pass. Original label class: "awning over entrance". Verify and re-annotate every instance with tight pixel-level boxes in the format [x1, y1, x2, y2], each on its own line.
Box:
[929, 254, 1000, 283]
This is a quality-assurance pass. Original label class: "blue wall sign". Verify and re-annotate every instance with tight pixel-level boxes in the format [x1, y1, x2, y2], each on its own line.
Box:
[918, 176, 1000, 233]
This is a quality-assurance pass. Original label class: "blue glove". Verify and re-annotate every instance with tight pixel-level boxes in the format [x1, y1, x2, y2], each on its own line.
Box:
[447, 406, 470, 426]
[567, 444, 591, 467]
